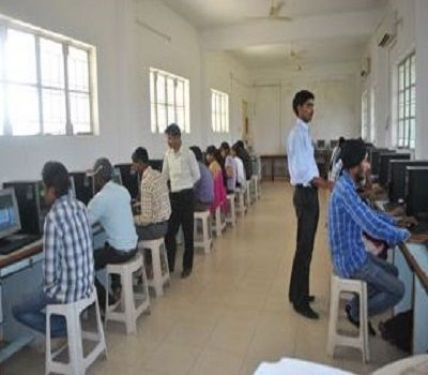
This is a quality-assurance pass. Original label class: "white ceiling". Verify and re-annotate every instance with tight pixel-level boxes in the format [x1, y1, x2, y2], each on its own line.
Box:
[161, 0, 387, 30]
[160, 0, 387, 67]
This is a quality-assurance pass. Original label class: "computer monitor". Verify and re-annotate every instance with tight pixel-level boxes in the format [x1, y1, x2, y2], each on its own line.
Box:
[370, 148, 393, 175]
[389, 160, 428, 203]
[0, 188, 21, 239]
[317, 140, 326, 149]
[69, 172, 95, 205]
[112, 167, 123, 185]
[379, 153, 411, 187]
[150, 159, 164, 172]
[114, 164, 139, 200]
[2, 181, 48, 235]
[69, 176, 76, 198]
[330, 140, 338, 149]
[406, 167, 428, 219]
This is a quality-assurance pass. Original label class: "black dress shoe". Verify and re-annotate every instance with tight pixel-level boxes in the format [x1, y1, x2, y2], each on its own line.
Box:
[345, 305, 376, 336]
[305, 295, 315, 303]
[294, 304, 319, 320]
[181, 269, 192, 279]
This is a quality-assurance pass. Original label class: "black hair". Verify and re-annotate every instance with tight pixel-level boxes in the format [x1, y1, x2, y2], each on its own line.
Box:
[220, 142, 230, 153]
[190, 146, 203, 162]
[42, 161, 70, 197]
[339, 137, 346, 145]
[235, 140, 245, 149]
[292, 90, 315, 115]
[341, 139, 367, 170]
[206, 145, 224, 166]
[165, 123, 181, 137]
[132, 147, 149, 164]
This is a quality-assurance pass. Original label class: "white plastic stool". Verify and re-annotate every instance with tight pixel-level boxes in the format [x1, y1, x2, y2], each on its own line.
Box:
[225, 194, 236, 227]
[105, 253, 150, 334]
[212, 205, 227, 237]
[194, 210, 213, 254]
[46, 290, 107, 375]
[235, 189, 247, 216]
[251, 175, 260, 201]
[140, 238, 170, 297]
[327, 274, 369, 363]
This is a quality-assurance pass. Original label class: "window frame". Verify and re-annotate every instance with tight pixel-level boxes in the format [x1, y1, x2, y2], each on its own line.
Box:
[149, 67, 190, 134]
[211, 89, 230, 133]
[0, 14, 97, 137]
[361, 89, 369, 140]
[397, 51, 416, 149]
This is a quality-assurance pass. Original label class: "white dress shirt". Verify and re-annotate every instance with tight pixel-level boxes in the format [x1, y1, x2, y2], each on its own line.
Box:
[88, 181, 138, 251]
[287, 118, 320, 186]
[162, 146, 201, 193]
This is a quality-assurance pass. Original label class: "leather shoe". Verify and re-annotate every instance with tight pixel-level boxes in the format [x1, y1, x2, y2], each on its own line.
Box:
[293, 304, 319, 320]
[181, 269, 192, 279]
[305, 295, 315, 303]
[345, 304, 376, 336]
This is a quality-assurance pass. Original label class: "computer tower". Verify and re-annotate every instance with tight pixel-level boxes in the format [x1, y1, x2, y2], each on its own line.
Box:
[406, 167, 428, 219]
[2, 181, 47, 236]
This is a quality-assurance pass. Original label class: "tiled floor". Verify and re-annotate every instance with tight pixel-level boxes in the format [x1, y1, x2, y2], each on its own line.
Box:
[1, 182, 406, 375]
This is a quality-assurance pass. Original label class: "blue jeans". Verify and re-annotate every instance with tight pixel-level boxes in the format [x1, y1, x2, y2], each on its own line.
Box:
[12, 289, 67, 338]
[349, 253, 405, 321]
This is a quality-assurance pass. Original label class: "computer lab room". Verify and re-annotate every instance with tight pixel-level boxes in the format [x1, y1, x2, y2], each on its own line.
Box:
[0, 1, 428, 375]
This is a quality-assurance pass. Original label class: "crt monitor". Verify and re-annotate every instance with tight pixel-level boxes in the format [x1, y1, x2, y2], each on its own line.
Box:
[379, 153, 411, 187]
[329, 140, 338, 149]
[2, 181, 48, 236]
[112, 167, 123, 185]
[389, 160, 428, 203]
[406, 166, 428, 219]
[114, 164, 139, 200]
[370, 148, 393, 175]
[69, 172, 95, 205]
[316, 140, 326, 149]
[0, 188, 21, 239]
[150, 159, 163, 172]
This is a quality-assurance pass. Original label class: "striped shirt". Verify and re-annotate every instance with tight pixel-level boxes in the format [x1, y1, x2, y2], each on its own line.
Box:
[328, 171, 410, 278]
[135, 167, 171, 226]
[43, 194, 94, 303]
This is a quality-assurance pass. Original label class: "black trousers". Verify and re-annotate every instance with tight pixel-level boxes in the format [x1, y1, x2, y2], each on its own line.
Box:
[288, 186, 320, 307]
[165, 189, 194, 272]
[94, 243, 138, 308]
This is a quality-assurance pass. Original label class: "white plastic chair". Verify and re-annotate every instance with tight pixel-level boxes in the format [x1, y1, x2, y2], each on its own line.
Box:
[194, 210, 213, 254]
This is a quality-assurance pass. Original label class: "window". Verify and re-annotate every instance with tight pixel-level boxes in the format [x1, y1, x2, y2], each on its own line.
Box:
[211, 89, 229, 133]
[150, 68, 190, 133]
[0, 15, 96, 136]
[397, 52, 416, 148]
[361, 90, 369, 140]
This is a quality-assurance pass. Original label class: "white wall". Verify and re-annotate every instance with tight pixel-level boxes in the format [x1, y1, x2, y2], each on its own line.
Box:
[250, 63, 361, 154]
[0, 0, 252, 186]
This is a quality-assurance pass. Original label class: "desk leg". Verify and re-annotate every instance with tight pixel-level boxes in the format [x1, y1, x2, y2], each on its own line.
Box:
[394, 248, 414, 314]
[413, 276, 428, 354]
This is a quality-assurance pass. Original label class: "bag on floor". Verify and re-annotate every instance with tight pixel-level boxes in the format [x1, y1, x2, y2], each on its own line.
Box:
[379, 310, 413, 353]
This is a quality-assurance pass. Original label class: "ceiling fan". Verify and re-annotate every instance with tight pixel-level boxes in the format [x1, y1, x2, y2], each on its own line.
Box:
[247, 0, 293, 22]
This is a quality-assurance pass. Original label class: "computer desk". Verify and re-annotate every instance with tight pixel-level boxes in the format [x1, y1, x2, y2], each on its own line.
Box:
[376, 200, 428, 355]
[0, 224, 105, 364]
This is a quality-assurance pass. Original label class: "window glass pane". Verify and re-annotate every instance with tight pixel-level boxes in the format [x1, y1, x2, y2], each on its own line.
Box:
[6, 29, 37, 84]
[42, 89, 66, 135]
[411, 54, 416, 85]
[7, 84, 40, 135]
[176, 81, 184, 106]
[68, 46, 89, 91]
[150, 103, 156, 133]
[0, 87, 4, 135]
[70, 92, 91, 134]
[156, 74, 165, 104]
[184, 81, 190, 132]
[398, 65, 405, 91]
[409, 118, 415, 147]
[157, 104, 167, 133]
[167, 77, 174, 105]
[40, 38, 64, 88]
[176, 107, 184, 130]
[150, 71, 155, 103]
[167, 105, 175, 125]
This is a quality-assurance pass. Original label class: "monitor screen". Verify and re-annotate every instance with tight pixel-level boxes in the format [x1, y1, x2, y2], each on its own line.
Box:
[370, 148, 393, 175]
[379, 153, 410, 186]
[112, 167, 123, 185]
[69, 172, 94, 205]
[114, 164, 139, 200]
[329, 140, 338, 149]
[0, 188, 21, 239]
[389, 160, 428, 202]
[150, 159, 164, 172]
[317, 140, 326, 149]
[406, 167, 428, 219]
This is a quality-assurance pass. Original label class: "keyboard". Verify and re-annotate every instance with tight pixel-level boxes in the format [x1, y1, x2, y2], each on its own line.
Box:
[0, 235, 41, 256]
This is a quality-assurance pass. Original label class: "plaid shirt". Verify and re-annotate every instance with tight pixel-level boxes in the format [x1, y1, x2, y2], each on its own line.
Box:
[328, 171, 410, 277]
[135, 167, 171, 226]
[43, 194, 94, 303]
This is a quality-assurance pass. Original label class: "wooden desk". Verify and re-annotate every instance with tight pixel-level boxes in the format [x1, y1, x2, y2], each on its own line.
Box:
[0, 240, 43, 273]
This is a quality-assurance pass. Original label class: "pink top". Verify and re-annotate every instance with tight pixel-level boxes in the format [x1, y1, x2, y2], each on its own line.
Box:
[209, 161, 227, 213]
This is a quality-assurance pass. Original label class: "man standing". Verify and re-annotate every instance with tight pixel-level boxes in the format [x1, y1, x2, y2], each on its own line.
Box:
[287, 90, 330, 319]
[132, 147, 171, 240]
[163, 124, 200, 278]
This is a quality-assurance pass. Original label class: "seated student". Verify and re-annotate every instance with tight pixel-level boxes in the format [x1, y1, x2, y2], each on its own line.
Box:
[205, 146, 227, 213]
[13, 162, 94, 337]
[190, 146, 214, 212]
[231, 143, 247, 190]
[328, 139, 410, 333]
[234, 140, 253, 181]
[87, 158, 138, 307]
[131, 147, 171, 240]
[220, 142, 237, 194]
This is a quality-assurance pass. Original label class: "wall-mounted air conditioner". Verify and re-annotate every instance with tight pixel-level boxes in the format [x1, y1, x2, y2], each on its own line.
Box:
[376, 11, 397, 48]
